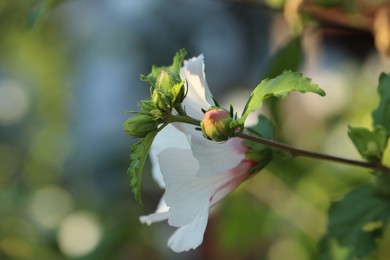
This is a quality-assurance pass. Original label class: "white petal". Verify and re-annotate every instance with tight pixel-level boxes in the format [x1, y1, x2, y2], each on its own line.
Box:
[139, 211, 169, 226]
[149, 124, 190, 188]
[191, 137, 247, 177]
[167, 204, 209, 253]
[139, 196, 169, 225]
[159, 148, 236, 227]
[180, 55, 213, 120]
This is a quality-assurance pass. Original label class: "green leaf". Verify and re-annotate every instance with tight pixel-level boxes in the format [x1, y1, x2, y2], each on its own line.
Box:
[239, 71, 325, 124]
[319, 185, 390, 259]
[128, 128, 162, 205]
[141, 49, 187, 87]
[348, 126, 388, 162]
[373, 72, 390, 136]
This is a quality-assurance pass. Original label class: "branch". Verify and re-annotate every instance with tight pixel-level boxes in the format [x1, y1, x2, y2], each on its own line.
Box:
[237, 132, 390, 174]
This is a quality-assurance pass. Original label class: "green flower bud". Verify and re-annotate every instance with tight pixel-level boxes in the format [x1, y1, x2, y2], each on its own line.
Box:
[123, 114, 158, 138]
[139, 99, 156, 112]
[152, 89, 172, 112]
[201, 108, 235, 141]
[156, 70, 182, 92]
[171, 81, 186, 107]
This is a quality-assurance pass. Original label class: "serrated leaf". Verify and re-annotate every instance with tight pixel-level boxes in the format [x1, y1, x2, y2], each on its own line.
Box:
[319, 185, 390, 259]
[373, 72, 390, 136]
[141, 49, 187, 87]
[239, 71, 325, 124]
[128, 129, 162, 205]
[348, 126, 388, 162]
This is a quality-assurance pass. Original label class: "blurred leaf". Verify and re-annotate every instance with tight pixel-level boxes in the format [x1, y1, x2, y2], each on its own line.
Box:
[239, 71, 326, 124]
[319, 185, 390, 259]
[28, 0, 67, 31]
[373, 72, 390, 136]
[128, 129, 162, 205]
[247, 114, 275, 140]
[244, 115, 274, 171]
[348, 126, 388, 162]
[140, 49, 187, 87]
[216, 192, 270, 252]
[262, 37, 303, 79]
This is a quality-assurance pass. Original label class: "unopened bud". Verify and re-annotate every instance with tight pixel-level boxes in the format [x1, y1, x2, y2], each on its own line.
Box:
[123, 114, 158, 138]
[201, 108, 235, 141]
[152, 89, 172, 112]
[139, 99, 156, 112]
[156, 70, 182, 92]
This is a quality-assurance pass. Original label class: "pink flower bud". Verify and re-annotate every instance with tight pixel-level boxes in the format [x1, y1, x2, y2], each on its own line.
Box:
[200, 108, 235, 141]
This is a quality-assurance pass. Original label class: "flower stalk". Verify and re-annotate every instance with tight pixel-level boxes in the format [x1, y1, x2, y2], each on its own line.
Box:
[236, 132, 390, 174]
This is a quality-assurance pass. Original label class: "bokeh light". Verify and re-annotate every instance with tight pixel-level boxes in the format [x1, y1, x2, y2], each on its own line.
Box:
[0, 80, 29, 126]
[57, 211, 102, 258]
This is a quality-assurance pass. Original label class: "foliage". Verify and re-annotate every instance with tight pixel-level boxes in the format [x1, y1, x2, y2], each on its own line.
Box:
[373, 73, 390, 136]
[128, 129, 162, 205]
[239, 70, 326, 124]
[319, 73, 390, 259]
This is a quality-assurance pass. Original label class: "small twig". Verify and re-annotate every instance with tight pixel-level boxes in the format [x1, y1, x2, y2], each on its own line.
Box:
[237, 132, 390, 174]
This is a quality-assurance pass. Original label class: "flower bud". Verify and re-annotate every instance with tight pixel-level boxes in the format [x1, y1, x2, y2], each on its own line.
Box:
[139, 99, 156, 112]
[123, 114, 158, 138]
[156, 70, 182, 92]
[201, 108, 235, 141]
[152, 89, 172, 112]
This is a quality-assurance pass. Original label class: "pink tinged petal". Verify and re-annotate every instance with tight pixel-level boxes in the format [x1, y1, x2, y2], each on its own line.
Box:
[159, 148, 213, 227]
[191, 137, 248, 177]
[158, 148, 252, 227]
[139, 196, 170, 225]
[149, 124, 190, 188]
[167, 204, 209, 253]
[180, 55, 213, 120]
[208, 159, 255, 204]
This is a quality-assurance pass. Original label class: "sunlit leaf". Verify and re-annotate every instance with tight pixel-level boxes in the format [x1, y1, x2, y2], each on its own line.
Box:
[319, 185, 390, 259]
[348, 126, 388, 162]
[239, 71, 325, 124]
[373, 72, 390, 136]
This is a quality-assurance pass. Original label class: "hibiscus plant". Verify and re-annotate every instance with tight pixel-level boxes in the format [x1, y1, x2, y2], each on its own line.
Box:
[124, 49, 390, 256]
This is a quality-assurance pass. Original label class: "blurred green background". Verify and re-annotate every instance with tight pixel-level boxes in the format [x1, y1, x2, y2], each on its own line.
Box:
[0, 0, 389, 259]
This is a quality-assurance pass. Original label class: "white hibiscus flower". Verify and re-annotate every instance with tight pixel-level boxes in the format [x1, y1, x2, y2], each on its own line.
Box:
[140, 55, 254, 253]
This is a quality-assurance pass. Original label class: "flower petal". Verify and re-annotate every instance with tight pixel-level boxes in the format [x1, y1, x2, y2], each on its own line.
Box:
[149, 124, 190, 188]
[180, 54, 213, 120]
[159, 148, 244, 227]
[139, 196, 169, 225]
[167, 203, 209, 253]
[191, 137, 247, 177]
[139, 211, 169, 226]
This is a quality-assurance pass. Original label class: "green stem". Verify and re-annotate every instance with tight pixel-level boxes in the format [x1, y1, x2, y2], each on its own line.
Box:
[237, 132, 390, 174]
[168, 115, 201, 126]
